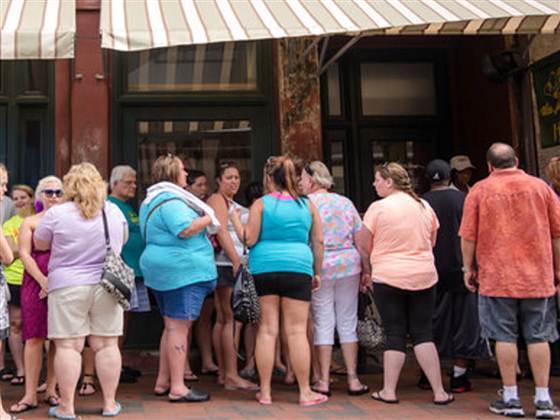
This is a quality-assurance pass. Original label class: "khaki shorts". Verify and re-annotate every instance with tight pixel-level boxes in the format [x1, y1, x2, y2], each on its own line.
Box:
[48, 284, 123, 339]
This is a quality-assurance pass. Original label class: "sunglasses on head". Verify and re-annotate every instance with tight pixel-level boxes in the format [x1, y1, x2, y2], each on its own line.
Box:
[304, 163, 314, 176]
[42, 189, 63, 198]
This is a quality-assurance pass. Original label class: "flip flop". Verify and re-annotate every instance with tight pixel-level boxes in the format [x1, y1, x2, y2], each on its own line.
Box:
[10, 401, 38, 414]
[371, 391, 399, 404]
[154, 388, 170, 397]
[299, 394, 328, 407]
[48, 406, 76, 419]
[224, 383, 260, 392]
[256, 392, 272, 405]
[183, 372, 199, 382]
[310, 386, 331, 397]
[10, 375, 24, 386]
[102, 401, 122, 417]
[200, 368, 219, 376]
[44, 395, 60, 407]
[434, 393, 455, 405]
[0, 368, 14, 381]
[348, 384, 370, 396]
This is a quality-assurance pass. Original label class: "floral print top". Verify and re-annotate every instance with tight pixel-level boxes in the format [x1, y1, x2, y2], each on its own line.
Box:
[309, 192, 362, 280]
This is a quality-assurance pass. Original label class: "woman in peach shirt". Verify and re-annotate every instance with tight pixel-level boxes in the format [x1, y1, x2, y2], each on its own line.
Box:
[356, 163, 453, 405]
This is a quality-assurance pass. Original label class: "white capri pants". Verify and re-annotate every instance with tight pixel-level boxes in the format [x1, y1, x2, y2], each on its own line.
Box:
[311, 274, 360, 346]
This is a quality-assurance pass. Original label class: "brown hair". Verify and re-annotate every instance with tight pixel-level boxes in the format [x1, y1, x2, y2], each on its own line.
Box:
[12, 184, 34, 198]
[546, 157, 560, 192]
[263, 156, 277, 193]
[216, 161, 238, 180]
[63, 163, 107, 219]
[269, 156, 301, 201]
[376, 162, 424, 207]
[152, 154, 183, 185]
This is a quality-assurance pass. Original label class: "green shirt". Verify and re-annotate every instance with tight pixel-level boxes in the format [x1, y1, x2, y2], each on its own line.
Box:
[2, 214, 24, 285]
[108, 196, 144, 277]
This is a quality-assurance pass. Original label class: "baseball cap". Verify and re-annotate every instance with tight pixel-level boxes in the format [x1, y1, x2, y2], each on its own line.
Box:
[450, 155, 476, 172]
[426, 159, 451, 182]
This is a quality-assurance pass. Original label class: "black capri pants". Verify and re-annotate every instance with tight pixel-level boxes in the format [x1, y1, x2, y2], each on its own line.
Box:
[373, 283, 436, 353]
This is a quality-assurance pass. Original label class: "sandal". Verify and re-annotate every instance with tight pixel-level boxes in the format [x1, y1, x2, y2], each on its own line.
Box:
[0, 368, 14, 382]
[371, 391, 399, 404]
[44, 395, 60, 407]
[10, 376, 24, 386]
[434, 393, 455, 405]
[10, 401, 37, 414]
[78, 375, 96, 396]
[348, 384, 369, 396]
[183, 372, 199, 382]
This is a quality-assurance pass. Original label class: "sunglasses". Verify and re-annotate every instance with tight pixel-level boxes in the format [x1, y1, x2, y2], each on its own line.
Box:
[304, 163, 314, 176]
[42, 189, 63, 198]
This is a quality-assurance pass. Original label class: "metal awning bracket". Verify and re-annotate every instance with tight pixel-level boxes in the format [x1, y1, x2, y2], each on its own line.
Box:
[318, 34, 362, 76]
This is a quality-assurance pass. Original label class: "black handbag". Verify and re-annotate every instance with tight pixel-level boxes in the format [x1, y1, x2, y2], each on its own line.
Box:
[231, 240, 260, 324]
[100, 208, 135, 310]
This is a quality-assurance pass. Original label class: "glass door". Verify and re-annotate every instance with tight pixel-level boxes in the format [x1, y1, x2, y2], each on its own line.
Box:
[358, 128, 436, 211]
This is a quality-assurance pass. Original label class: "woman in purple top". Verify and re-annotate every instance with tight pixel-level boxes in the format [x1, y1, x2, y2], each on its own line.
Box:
[299, 161, 369, 397]
[34, 163, 128, 419]
[10, 176, 63, 414]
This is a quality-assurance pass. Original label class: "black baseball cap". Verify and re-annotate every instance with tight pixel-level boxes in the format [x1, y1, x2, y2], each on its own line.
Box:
[426, 159, 451, 182]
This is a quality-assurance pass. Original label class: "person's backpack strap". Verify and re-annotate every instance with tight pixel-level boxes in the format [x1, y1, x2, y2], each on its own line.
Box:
[143, 197, 182, 240]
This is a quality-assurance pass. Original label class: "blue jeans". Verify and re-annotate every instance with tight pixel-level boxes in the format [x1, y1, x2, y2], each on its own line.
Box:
[151, 280, 216, 321]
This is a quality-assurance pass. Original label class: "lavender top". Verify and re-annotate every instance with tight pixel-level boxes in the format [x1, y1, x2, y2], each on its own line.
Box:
[35, 201, 127, 292]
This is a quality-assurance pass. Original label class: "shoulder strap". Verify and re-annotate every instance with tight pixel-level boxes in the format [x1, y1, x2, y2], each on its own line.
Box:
[101, 208, 110, 250]
[143, 197, 182, 240]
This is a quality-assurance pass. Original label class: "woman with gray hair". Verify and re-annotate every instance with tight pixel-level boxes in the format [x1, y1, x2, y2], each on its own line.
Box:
[299, 161, 368, 397]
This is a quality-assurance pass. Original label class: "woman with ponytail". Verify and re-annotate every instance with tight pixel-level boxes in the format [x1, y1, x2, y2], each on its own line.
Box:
[356, 162, 453, 406]
[230, 156, 326, 406]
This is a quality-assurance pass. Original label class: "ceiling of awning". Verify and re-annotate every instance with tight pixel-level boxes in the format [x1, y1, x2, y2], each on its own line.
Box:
[0, 0, 75, 59]
[100, 0, 560, 52]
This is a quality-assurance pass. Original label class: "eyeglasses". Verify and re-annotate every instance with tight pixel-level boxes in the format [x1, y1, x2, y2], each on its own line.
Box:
[42, 189, 63, 198]
[304, 163, 314, 176]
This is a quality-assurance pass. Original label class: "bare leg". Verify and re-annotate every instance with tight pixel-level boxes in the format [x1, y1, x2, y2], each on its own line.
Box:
[414, 342, 448, 401]
[163, 317, 191, 398]
[377, 350, 406, 401]
[496, 342, 518, 387]
[53, 337, 86, 417]
[46, 342, 58, 397]
[8, 305, 24, 380]
[242, 324, 256, 372]
[527, 342, 550, 388]
[341, 342, 365, 391]
[195, 297, 217, 373]
[88, 336, 121, 414]
[184, 329, 195, 379]
[282, 298, 325, 403]
[79, 347, 96, 396]
[213, 295, 225, 384]
[154, 329, 170, 394]
[255, 295, 280, 402]
[10, 338, 43, 412]
[314, 345, 332, 393]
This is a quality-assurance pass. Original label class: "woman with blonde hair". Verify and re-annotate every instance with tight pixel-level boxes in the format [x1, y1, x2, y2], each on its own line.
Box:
[299, 161, 368, 397]
[2, 184, 35, 387]
[356, 162, 452, 405]
[230, 156, 326, 406]
[34, 163, 128, 418]
[10, 177, 62, 414]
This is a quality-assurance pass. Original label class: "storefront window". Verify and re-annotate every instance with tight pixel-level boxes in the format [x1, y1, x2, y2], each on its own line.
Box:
[137, 119, 252, 199]
[127, 42, 257, 92]
[25, 61, 48, 94]
[360, 62, 436, 116]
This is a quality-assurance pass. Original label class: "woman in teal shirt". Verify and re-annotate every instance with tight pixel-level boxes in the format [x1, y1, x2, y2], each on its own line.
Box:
[231, 156, 325, 407]
[139, 154, 216, 404]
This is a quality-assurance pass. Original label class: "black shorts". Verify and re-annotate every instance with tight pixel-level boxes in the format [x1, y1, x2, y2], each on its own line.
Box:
[217, 266, 235, 288]
[8, 284, 21, 307]
[253, 272, 312, 302]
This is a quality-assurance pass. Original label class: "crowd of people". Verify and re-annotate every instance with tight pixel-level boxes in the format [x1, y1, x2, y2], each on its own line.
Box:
[0, 143, 557, 418]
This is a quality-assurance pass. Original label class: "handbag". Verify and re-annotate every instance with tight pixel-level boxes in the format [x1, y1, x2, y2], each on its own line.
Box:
[231, 238, 260, 324]
[100, 207, 135, 310]
[357, 287, 385, 351]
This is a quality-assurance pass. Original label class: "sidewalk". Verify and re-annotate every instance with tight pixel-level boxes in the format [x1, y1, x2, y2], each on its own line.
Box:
[8, 361, 559, 419]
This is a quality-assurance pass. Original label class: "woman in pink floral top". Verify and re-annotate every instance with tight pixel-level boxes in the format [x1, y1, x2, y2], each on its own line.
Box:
[300, 161, 369, 397]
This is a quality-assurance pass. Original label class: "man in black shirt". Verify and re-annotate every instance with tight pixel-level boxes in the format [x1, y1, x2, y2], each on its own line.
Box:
[421, 159, 488, 393]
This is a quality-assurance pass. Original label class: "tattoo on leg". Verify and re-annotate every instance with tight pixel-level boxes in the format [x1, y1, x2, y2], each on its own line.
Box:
[174, 344, 186, 354]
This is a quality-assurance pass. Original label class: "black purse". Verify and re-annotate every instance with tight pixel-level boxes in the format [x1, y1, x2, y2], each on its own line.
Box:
[100, 208, 135, 310]
[231, 238, 260, 324]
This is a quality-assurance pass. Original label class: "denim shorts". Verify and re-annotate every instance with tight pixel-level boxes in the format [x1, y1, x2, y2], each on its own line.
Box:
[151, 280, 216, 321]
[479, 295, 559, 344]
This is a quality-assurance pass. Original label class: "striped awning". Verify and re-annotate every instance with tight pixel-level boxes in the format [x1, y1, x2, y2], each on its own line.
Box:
[100, 0, 560, 52]
[0, 0, 75, 59]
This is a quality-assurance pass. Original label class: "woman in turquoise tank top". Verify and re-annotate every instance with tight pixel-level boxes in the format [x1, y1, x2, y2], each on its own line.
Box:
[230, 156, 327, 407]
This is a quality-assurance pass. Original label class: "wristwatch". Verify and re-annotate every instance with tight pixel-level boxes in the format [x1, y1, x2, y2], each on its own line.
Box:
[461, 267, 472, 273]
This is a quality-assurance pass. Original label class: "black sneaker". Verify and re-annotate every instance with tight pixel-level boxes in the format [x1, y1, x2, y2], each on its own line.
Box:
[450, 374, 473, 393]
[122, 365, 142, 378]
[119, 368, 138, 384]
[489, 399, 525, 417]
[535, 400, 560, 419]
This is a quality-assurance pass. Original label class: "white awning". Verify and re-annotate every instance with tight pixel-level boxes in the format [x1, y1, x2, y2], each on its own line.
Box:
[0, 0, 75, 59]
[100, 0, 560, 52]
